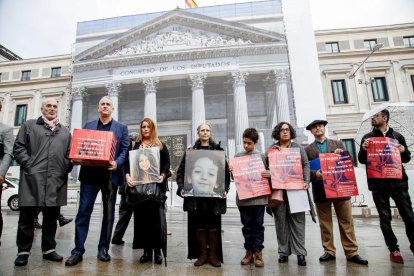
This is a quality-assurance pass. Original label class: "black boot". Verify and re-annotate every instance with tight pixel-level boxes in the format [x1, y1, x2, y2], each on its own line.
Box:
[58, 214, 73, 227]
[140, 248, 153, 263]
[154, 248, 163, 264]
[33, 217, 42, 229]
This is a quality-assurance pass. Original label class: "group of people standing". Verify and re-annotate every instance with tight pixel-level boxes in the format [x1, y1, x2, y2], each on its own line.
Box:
[0, 94, 413, 269]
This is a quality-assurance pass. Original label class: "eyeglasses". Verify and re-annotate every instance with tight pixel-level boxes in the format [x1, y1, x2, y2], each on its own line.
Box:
[280, 128, 290, 133]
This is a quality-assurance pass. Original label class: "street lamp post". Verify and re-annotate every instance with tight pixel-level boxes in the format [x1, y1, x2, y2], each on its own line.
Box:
[348, 43, 383, 110]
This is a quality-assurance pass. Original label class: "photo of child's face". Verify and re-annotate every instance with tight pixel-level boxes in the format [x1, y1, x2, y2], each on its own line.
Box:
[139, 154, 151, 172]
[190, 157, 218, 194]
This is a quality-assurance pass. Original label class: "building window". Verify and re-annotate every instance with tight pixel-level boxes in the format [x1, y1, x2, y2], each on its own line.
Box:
[371, 77, 389, 102]
[331, 80, 348, 104]
[0, 73, 2, 82]
[403, 36, 414, 48]
[364, 39, 377, 50]
[411, 75, 414, 91]
[51, 67, 61, 78]
[342, 139, 358, 166]
[325, 42, 340, 53]
[21, 70, 31, 81]
[14, 104, 27, 126]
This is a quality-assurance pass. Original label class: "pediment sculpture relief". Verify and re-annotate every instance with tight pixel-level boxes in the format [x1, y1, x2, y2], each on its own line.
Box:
[105, 30, 252, 58]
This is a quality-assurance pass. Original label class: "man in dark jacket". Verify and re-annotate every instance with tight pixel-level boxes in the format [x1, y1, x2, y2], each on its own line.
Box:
[305, 120, 367, 265]
[0, 100, 14, 248]
[358, 109, 414, 264]
[13, 98, 72, 266]
[66, 96, 129, 266]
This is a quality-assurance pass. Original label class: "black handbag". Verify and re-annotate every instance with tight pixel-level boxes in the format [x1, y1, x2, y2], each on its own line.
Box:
[126, 183, 166, 205]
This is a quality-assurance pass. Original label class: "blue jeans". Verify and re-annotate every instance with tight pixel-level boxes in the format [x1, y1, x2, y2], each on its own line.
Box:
[71, 181, 117, 255]
[238, 205, 265, 253]
[372, 189, 414, 252]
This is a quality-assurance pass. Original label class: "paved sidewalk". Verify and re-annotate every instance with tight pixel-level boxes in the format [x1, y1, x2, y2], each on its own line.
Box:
[0, 204, 413, 275]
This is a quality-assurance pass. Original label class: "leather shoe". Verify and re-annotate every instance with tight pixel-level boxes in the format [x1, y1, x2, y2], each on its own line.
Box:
[278, 255, 288, 263]
[58, 215, 73, 227]
[97, 248, 111, 262]
[140, 249, 153, 263]
[347, 255, 368, 265]
[111, 239, 125, 245]
[65, 254, 83, 266]
[319, 252, 336, 262]
[15, 254, 29, 266]
[297, 255, 306, 266]
[154, 249, 163, 264]
[43, 251, 63, 262]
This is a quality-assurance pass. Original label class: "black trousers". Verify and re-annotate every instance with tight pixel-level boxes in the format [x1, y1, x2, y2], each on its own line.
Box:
[16, 206, 60, 254]
[372, 189, 414, 252]
[112, 193, 133, 242]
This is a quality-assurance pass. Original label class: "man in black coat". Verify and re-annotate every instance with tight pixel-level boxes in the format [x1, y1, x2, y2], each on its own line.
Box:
[13, 98, 72, 266]
[358, 109, 414, 264]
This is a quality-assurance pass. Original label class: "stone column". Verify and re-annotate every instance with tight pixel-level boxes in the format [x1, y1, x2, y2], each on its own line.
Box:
[32, 90, 42, 118]
[232, 71, 249, 152]
[265, 74, 278, 128]
[143, 77, 159, 122]
[274, 69, 290, 123]
[106, 82, 121, 121]
[190, 73, 207, 143]
[70, 86, 86, 132]
[0, 93, 11, 124]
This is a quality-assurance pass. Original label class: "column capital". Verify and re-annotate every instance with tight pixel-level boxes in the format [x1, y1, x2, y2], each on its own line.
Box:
[105, 82, 122, 97]
[72, 86, 87, 101]
[189, 73, 207, 90]
[264, 74, 276, 90]
[273, 69, 290, 83]
[143, 77, 159, 95]
[231, 71, 249, 88]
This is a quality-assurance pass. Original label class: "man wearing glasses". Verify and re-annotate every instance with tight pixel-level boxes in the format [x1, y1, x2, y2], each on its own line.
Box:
[358, 109, 414, 264]
[305, 119, 368, 265]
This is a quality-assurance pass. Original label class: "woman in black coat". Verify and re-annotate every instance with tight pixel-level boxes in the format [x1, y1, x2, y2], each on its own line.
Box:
[125, 117, 170, 264]
[176, 123, 230, 267]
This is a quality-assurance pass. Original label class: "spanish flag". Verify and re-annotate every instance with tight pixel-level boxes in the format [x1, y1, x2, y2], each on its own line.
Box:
[185, 0, 198, 8]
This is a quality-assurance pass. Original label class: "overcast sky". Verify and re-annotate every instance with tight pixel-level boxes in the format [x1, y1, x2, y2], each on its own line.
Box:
[0, 0, 413, 58]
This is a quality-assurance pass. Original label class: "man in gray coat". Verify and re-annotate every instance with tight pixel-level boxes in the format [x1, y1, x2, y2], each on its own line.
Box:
[13, 98, 72, 266]
[0, 100, 14, 247]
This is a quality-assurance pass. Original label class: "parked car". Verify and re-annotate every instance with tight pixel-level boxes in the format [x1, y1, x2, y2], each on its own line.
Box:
[1, 178, 19, 211]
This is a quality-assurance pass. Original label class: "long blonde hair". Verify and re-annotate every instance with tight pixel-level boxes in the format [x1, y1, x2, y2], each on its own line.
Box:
[136, 117, 163, 149]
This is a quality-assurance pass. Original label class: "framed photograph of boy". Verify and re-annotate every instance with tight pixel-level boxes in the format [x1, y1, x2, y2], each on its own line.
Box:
[183, 150, 226, 198]
[129, 148, 160, 184]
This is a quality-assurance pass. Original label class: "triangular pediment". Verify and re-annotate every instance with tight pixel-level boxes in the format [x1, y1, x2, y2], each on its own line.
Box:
[76, 8, 285, 62]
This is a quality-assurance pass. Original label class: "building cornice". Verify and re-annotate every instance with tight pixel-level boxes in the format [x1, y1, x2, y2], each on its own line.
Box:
[73, 43, 286, 73]
[315, 22, 414, 36]
[318, 48, 414, 60]
[0, 76, 71, 89]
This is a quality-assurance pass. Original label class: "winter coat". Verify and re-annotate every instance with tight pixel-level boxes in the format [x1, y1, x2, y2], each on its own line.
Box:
[13, 117, 72, 206]
[358, 127, 411, 191]
[305, 139, 348, 203]
[0, 122, 14, 178]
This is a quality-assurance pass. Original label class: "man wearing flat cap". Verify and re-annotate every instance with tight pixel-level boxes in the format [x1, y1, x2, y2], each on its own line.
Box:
[305, 120, 368, 265]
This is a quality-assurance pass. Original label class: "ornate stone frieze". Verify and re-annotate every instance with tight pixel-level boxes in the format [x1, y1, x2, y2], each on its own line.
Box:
[105, 82, 122, 97]
[72, 86, 87, 101]
[143, 78, 159, 94]
[189, 74, 207, 90]
[105, 30, 252, 58]
[232, 71, 249, 88]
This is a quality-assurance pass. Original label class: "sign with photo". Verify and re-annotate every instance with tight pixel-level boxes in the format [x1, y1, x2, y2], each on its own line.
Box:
[268, 147, 304, 190]
[320, 151, 359, 198]
[230, 154, 270, 200]
[183, 150, 226, 198]
[129, 148, 160, 184]
[367, 137, 402, 179]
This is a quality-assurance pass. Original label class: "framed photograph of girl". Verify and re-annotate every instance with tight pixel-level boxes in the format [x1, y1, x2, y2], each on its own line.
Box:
[129, 148, 160, 184]
[183, 150, 226, 198]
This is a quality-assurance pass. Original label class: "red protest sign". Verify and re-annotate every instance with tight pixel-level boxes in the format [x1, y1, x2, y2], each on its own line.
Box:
[230, 154, 270, 200]
[268, 148, 304, 189]
[320, 151, 358, 198]
[367, 137, 402, 179]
